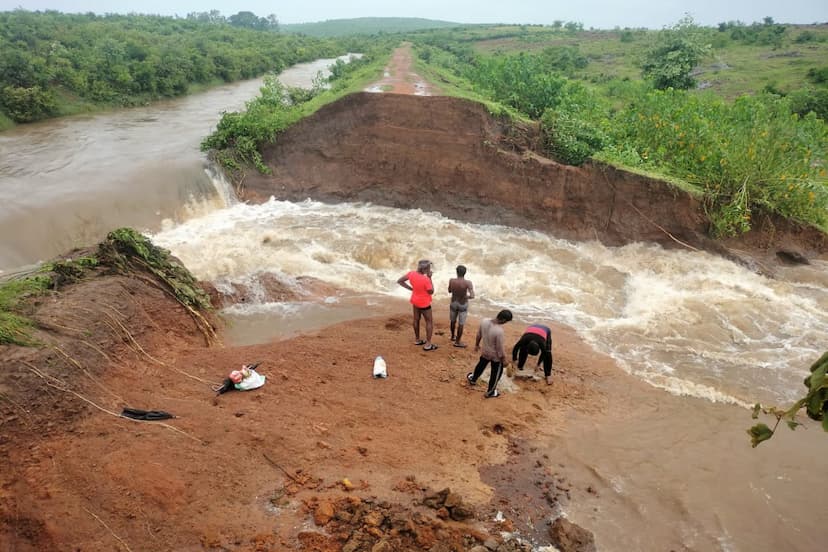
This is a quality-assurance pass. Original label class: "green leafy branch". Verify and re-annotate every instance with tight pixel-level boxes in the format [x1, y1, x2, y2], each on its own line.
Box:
[748, 352, 828, 447]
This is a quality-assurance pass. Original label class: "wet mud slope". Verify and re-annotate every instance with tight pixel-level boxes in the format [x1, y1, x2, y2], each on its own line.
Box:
[1, 251, 611, 551]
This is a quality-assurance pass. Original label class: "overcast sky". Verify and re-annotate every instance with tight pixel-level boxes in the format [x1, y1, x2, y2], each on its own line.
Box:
[1, 1, 826, 29]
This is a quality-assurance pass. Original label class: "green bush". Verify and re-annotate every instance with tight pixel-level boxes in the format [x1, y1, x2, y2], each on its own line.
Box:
[619, 30, 635, 43]
[465, 52, 568, 119]
[788, 88, 828, 120]
[202, 45, 390, 176]
[201, 75, 301, 173]
[608, 89, 828, 235]
[541, 108, 606, 165]
[806, 66, 828, 85]
[539, 83, 608, 165]
[540, 46, 589, 75]
[0, 85, 57, 122]
[794, 30, 818, 44]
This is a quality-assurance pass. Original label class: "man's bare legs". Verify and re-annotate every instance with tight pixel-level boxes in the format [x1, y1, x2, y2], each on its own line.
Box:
[412, 305, 424, 344]
[422, 308, 434, 349]
[413, 306, 435, 348]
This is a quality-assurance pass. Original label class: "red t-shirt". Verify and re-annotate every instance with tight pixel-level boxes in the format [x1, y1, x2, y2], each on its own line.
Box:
[408, 271, 433, 308]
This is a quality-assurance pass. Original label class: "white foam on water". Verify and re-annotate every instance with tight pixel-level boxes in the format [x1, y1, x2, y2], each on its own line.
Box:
[203, 160, 238, 209]
[150, 198, 828, 406]
[222, 301, 305, 317]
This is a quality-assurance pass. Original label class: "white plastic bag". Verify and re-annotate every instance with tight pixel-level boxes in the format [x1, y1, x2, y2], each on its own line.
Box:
[373, 356, 387, 378]
[235, 369, 266, 390]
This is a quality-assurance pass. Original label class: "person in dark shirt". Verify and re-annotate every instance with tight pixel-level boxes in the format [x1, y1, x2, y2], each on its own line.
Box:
[512, 324, 554, 385]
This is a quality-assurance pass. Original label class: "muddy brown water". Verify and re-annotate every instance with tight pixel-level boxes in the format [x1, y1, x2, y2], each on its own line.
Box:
[0, 55, 357, 272]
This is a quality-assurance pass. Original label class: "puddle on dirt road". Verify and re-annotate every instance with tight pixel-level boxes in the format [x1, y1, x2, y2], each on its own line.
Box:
[221, 293, 406, 346]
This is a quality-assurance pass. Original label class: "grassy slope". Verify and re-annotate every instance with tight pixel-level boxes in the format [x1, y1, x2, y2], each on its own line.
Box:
[471, 24, 828, 99]
[282, 17, 460, 37]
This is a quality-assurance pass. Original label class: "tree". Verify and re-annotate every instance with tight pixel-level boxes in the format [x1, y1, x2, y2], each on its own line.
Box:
[228, 11, 267, 31]
[266, 14, 279, 31]
[641, 15, 710, 90]
[563, 21, 583, 33]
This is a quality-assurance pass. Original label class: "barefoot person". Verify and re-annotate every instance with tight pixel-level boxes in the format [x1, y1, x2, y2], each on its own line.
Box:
[448, 265, 475, 347]
[397, 260, 438, 351]
[467, 309, 513, 398]
[512, 324, 554, 385]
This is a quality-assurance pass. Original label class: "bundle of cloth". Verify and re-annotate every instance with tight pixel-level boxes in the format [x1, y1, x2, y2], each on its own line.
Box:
[215, 362, 266, 395]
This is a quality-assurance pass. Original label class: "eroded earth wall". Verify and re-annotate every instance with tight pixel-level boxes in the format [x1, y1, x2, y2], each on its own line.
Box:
[244, 93, 826, 264]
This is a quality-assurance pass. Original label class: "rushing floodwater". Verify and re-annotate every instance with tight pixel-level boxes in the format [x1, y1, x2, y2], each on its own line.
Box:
[150, 198, 828, 408]
[1, 55, 826, 552]
[0, 54, 359, 272]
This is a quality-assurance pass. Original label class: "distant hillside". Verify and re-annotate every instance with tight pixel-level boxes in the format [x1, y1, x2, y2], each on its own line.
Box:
[281, 17, 461, 37]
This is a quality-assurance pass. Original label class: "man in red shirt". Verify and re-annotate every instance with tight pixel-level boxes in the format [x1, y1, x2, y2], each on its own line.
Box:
[397, 259, 437, 350]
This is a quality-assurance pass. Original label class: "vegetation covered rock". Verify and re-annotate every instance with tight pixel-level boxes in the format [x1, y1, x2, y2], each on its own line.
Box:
[0, 228, 213, 346]
[98, 228, 211, 311]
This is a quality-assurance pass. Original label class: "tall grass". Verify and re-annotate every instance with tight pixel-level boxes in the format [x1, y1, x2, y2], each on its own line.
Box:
[605, 90, 828, 235]
[0, 276, 50, 345]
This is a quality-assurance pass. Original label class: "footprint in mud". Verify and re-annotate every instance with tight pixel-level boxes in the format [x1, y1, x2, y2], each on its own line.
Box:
[384, 316, 406, 330]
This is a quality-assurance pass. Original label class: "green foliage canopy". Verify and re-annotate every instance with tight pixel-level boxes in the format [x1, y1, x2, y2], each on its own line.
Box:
[0, 10, 346, 123]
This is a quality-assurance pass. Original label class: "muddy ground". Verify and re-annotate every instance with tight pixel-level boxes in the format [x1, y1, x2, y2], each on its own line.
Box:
[1, 45, 825, 552]
[0, 259, 616, 551]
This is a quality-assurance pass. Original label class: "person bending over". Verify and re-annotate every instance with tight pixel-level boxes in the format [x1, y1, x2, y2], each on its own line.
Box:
[397, 259, 437, 351]
[512, 324, 554, 385]
[447, 264, 475, 348]
[468, 309, 513, 398]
